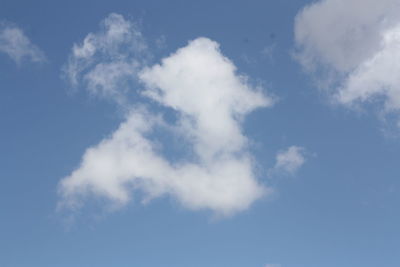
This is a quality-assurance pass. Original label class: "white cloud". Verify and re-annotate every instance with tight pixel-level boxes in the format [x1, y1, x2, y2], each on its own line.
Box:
[59, 33, 275, 216]
[273, 146, 306, 175]
[336, 24, 400, 111]
[295, 0, 400, 72]
[140, 38, 274, 161]
[294, 0, 400, 119]
[62, 13, 148, 105]
[0, 22, 45, 64]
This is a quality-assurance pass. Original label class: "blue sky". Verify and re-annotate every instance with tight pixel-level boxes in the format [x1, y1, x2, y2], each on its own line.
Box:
[1, 0, 400, 266]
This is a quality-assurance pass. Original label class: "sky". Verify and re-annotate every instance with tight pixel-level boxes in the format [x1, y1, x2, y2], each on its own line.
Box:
[1, 0, 400, 266]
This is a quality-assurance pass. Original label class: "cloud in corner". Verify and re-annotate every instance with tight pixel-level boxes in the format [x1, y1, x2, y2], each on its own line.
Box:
[294, 0, 400, 123]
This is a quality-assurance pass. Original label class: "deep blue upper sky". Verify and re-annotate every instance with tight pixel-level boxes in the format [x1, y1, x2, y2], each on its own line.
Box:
[1, 0, 400, 267]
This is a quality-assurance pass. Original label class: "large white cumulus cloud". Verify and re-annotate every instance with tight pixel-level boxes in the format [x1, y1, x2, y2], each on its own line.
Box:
[59, 14, 276, 216]
[140, 38, 273, 161]
[59, 109, 268, 215]
[295, 0, 400, 115]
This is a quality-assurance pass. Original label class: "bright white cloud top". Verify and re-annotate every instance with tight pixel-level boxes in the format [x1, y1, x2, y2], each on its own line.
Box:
[295, 0, 400, 115]
[58, 14, 279, 216]
[0, 22, 45, 64]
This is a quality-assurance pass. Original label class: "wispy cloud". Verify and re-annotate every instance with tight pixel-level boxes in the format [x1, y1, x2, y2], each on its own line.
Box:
[0, 22, 45, 65]
[261, 43, 276, 62]
[62, 13, 148, 106]
[59, 14, 277, 217]
[271, 146, 306, 176]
